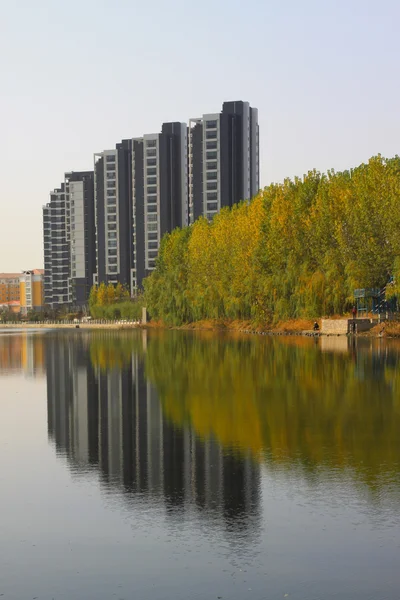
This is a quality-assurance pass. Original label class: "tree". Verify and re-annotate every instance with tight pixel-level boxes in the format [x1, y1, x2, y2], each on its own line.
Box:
[97, 283, 107, 307]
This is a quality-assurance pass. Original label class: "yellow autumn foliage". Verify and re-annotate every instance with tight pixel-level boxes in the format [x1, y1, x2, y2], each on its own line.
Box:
[144, 156, 400, 323]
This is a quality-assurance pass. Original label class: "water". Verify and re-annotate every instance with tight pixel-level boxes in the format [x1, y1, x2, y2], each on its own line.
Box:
[0, 329, 399, 600]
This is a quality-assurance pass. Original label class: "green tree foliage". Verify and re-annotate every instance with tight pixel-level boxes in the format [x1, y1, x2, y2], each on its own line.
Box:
[144, 156, 400, 324]
[88, 283, 143, 320]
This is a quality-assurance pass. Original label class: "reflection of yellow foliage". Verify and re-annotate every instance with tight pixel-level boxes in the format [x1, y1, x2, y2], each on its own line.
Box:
[89, 332, 143, 371]
[87, 329, 400, 485]
[145, 333, 400, 483]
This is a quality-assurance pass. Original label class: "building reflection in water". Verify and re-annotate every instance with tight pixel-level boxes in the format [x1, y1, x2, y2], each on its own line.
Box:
[46, 334, 261, 536]
[0, 331, 45, 377]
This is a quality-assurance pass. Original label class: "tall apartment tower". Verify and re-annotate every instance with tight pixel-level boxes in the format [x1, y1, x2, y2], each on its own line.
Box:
[43, 172, 95, 309]
[64, 171, 96, 305]
[94, 123, 187, 294]
[188, 100, 259, 223]
[94, 141, 134, 290]
[132, 122, 188, 291]
[43, 183, 69, 308]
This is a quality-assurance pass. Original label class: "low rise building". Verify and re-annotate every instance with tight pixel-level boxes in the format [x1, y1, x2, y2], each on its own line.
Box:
[0, 273, 21, 304]
[0, 300, 20, 315]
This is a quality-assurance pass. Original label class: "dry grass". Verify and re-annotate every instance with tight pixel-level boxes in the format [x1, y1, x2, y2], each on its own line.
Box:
[379, 321, 400, 337]
[271, 318, 316, 332]
[179, 318, 317, 334]
[146, 315, 400, 338]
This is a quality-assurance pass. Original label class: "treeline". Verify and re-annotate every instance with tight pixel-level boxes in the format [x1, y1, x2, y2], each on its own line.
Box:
[89, 282, 143, 320]
[144, 156, 400, 324]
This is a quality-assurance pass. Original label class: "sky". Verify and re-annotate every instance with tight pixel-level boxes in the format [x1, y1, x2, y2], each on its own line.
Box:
[1, 0, 400, 271]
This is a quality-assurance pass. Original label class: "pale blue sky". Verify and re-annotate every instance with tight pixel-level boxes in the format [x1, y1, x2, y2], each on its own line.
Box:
[1, 0, 400, 271]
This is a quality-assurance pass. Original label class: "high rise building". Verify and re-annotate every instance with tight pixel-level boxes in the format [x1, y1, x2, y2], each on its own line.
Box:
[65, 171, 96, 306]
[43, 183, 69, 308]
[188, 100, 259, 223]
[131, 122, 187, 291]
[43, 172, 95, 309]
[94, 141, 134, 291]
[95, 122, 187, 294]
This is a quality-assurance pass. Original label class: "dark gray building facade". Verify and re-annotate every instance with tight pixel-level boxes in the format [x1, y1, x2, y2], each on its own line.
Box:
[188, 100, 259, 223]
[65, 171, 96, 306]
[43, 183, 69, 308]
[43, 171, 95, 309]
[131, 122, 187, 291]
[95, 122, 187, 294]
[94, 143, 134, 291]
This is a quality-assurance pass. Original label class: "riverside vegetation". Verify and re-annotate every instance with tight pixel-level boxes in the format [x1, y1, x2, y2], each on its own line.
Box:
[143, 156, 400, 325]
[88, 282, 143, 320]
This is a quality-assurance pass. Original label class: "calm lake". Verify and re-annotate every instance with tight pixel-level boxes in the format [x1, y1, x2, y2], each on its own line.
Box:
[0, 329, 399, 600]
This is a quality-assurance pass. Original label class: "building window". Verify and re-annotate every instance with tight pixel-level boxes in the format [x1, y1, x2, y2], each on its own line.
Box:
[108, 256, 118, 264]
[147, 186, 157, 195]
[107, 190, 116, 197]
[207, 212, 215, 221]
[107, 214, 117, 222]
[108, 240, 117, 247]
[147, 167, 157, 176]
[147, 148, 157, 157]
[106, 172, 115, 180]
[148, 213, 158, 222]
[207, 202, 218, 211]
[147, 177, 157, 185]
[106, 164, 115, 172]
[108, 223, 117, 230]
[107, 181, 116, 189]
[148, 241, 158, 250]
[206, 141, 217, 150]
[206, 162, 217, 170]
[207, 192, 218, 201]
[206, 120, 217, 129]
[108, 248, 117, 256]
[108, 231, 117, 239]
[146, 139, 157, 148]
[206, 172, 217, 181]
[108, 266, 118, 273]
[147, 223, 158, 232]
[148, 250, 158, 258]
[147, 159, 157, 167]
[207, 182, 217, 190]
[106, 155, 116, 162]
[147, 205, 158, 213]
[206, 131, 217, 140]
[148, 232, 158, 240]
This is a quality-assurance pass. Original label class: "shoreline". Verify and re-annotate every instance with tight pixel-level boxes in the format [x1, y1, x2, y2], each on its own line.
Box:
[0, 322, 140, 330]
[1, 317, 399, 337]
[144, 317, 399, 338]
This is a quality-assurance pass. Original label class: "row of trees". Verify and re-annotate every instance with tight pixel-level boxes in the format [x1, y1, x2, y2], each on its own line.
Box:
[144, 156, 400, 324]
[88, 282, 143, 320]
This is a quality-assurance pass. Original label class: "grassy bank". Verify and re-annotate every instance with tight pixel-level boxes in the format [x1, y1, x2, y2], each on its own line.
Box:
[145, 316, 400, 338]
[144, 317, 319, 335]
